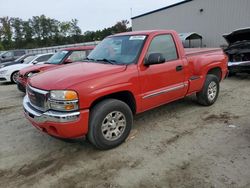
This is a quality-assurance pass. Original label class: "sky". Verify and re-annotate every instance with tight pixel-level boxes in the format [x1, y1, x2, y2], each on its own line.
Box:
[0, 0, 182, 33]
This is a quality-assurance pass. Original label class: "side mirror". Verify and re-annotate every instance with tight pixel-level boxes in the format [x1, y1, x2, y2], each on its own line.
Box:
[33, 60, 38, 64]
[144, 53, 165, 66]
[20, 60, 24, 63]
[2, 55, 6, 59]
[64, 58, 72, 64]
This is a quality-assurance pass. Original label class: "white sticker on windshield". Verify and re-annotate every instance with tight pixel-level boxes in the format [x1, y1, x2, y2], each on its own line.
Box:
[129, 35, 146, 40]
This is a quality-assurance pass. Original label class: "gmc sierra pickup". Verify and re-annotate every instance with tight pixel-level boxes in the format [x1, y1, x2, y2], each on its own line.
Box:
[23, 30, 228, 149]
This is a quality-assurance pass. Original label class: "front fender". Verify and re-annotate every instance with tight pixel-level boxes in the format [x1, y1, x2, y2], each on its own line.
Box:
[77, 82, 139, 110]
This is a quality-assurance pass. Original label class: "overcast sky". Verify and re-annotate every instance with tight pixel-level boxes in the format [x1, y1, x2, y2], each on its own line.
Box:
[0, 0, 182, 32]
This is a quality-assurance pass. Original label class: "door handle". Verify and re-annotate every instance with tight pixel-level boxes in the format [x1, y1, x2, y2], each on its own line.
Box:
[176, 65, 183, 71]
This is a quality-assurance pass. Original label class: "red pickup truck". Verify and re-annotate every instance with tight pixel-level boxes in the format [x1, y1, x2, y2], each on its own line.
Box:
[17, 46, 95, 92]
[23, 30, 228, 149]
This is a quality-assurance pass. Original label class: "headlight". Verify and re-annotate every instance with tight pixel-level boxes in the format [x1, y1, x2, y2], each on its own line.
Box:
[27, 72, 36, 77]
[26, 71, 40, 78]
[49, 90, 79, 111]
[50, 90, 78, 100]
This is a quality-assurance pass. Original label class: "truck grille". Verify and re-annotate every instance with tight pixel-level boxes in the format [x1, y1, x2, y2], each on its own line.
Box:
[27, 85, 48, 112]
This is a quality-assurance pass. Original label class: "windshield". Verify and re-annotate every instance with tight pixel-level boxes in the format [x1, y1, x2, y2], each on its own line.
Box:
[14, 55, 24, 62]
[0, 51, 6, 55]
[47, 50, 69, 64]
[87, 35, 146, 65]
[23, 55, 36, 64]
[14, 54, 27, 62]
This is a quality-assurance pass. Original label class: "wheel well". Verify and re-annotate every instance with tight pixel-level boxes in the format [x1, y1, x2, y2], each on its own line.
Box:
[90, 91, 136, 114]
[207, 67, 222, 81]
[11, 71, 19, 81]
[11, 71, 18, 76]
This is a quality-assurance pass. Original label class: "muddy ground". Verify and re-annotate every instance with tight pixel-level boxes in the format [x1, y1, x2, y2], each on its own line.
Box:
[0, 76, 250, 188]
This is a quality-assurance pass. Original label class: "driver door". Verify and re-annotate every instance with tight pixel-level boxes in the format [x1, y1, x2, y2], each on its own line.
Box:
[139, 34, 186, 111]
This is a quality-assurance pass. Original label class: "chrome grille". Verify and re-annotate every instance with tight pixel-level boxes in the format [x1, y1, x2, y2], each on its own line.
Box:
[27, 85, 48, 112]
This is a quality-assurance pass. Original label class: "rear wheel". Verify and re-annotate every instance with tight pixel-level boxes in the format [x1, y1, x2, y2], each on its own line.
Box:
[11, 71, 19, 84]
[196, 74, 219, 106]
[88, 99, 133, 150]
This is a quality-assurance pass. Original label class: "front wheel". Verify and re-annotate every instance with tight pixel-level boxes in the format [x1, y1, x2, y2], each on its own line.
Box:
[196, 74, 220, 106]
[88, 99, 133, 150]
[11, 71, 19, 84]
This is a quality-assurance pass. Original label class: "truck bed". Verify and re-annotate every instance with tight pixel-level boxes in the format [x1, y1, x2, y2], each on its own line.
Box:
[185, 48, 222, 56]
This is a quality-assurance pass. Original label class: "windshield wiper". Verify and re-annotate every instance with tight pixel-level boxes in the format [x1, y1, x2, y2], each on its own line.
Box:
[82, 57, 96, 62]
[96, 58, 117, 64]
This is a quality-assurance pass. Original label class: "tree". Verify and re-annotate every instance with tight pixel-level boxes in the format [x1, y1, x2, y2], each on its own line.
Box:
[0, 16, 13, 49]
[0, 42, 4, 50]
[12, 18, 24, 48]
[31, 16, 42, 40]
[112, 20, 131, 33]
[0, 15, 132, 50]
[70, 19, 81, 36]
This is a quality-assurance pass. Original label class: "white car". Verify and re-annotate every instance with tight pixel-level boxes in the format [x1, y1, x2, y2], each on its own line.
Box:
[0, 53, 54, 83]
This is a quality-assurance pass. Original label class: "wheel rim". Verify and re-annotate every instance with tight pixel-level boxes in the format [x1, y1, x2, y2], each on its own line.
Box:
[12, 72, 19, 83]
[207, 81, 217, 101]
[101, 111, 126, 141]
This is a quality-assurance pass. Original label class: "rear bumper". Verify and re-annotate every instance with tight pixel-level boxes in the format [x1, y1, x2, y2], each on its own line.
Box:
[23, 95, 89, 138]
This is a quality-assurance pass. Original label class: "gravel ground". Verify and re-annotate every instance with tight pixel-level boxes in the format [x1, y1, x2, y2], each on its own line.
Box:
[0, 76, 250, 188]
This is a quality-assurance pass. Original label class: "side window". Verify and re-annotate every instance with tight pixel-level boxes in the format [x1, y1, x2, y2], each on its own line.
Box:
[147, 34, 178, 62]
[68, 51, 87, 62]
[43, 54, 53, 61]
[3, 51, 13, 58]
[36, 54, 53, 62]
[86, 50, 92, 56]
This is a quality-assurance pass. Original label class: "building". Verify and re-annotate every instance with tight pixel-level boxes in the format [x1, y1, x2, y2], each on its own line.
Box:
[132, 0, 250, 47]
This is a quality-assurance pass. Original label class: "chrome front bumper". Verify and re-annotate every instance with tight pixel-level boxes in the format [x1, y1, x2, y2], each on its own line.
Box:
[23, 95, 80, 123]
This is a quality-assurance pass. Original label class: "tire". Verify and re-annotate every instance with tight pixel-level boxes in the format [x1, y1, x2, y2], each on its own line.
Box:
[11, 71, 19, 84]
[196, 74, 220, 106]
[87, 99, 133, 150]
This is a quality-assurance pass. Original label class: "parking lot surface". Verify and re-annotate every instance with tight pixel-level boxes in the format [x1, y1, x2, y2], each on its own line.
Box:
[0, 76, 250, 188]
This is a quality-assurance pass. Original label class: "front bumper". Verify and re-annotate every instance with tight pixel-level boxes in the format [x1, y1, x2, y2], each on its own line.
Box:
[17, 81, 26, 93]
[23, 95, 89, 138]
[228, 65, 250, 74]
[16, 77, 27, 92]
[0, 74, 11, 82]
[228, 61, 250, 74]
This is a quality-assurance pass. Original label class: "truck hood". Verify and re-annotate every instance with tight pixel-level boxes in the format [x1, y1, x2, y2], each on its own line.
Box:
[223, 28, 250, 45]
[19, 64, 56, 76]
[29, 62, 127, 90]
